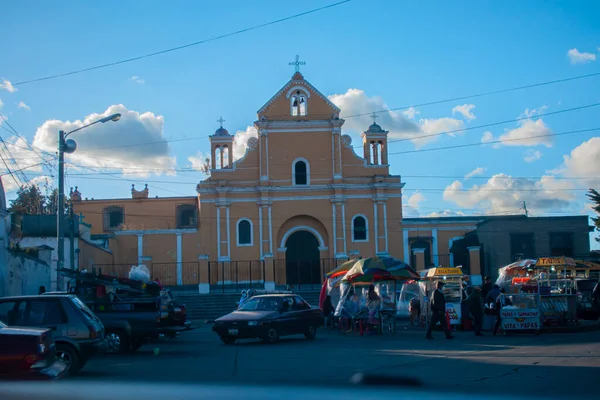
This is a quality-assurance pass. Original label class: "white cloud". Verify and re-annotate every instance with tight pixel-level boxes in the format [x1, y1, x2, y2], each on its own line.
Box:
[32, 104, 176, 177]
[403, 107, 419, 119]
[402, 191, 425, 217]
[465, 167, 486, 179]
[524, 149, 542, 163]
[443, 174, 576, 214]
[17, 101, 30, 111]
[427, 209, 467, 218]
[452, 104, 476, 120]
[329, 89, 465, 148]
[0, 137, 49, 193]
[232, 126, 258, 160]
[188, 151, 211, 172]
[0, 79, 17, 93]
[130, 76, 145, 84]
[0, 98, 3, 109]
[567, 48, 596, 64]
[480, 106, 552, 147]
[558, 137, 600, 188]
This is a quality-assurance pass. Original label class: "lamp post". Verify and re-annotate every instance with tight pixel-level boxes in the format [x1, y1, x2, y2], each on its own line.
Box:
[56, 113, 121, 290]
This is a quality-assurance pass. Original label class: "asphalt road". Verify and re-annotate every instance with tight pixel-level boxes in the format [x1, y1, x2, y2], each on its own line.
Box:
[73, 325, 600, 397]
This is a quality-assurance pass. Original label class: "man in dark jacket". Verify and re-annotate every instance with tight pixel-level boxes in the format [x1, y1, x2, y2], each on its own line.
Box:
[465, 286, 484, 336]
[426, 281, 454, 340]
[481, 277, 493, 299]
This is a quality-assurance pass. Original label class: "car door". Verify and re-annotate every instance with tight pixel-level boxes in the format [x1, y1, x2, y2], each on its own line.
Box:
[275, 297, 296, 335]
[0, 301, 18, 325]
[290, 296, 312, 333]
[11, 299, 70, 338]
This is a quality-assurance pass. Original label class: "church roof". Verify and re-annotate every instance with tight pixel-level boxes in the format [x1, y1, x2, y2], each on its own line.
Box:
[256, 72, 341, 116]
[214, 127, 230, 136]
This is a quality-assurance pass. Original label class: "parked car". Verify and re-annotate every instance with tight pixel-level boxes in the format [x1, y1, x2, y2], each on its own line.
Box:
[0, 320, 68, 380]
[0, 294, 108, 375]
[212, 293, 323, 344]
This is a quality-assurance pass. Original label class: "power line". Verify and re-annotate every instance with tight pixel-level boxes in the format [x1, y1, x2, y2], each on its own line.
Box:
[11, 1, 351, 87]
[388, 127, 600, 156]
[385, 102, 600, 146]
[342, 71, 600, 119]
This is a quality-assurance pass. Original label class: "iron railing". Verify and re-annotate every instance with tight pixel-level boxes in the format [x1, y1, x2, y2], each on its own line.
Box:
[208, 260, 266, 293]
[272, 258, 338, 291]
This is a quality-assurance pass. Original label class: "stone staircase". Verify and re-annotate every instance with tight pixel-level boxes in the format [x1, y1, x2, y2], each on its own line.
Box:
[171, 290, 322, 323]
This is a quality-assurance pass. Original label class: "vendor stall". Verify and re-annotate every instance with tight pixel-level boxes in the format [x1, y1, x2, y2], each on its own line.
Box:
[500, 293, 542, 333]
[419, 267, 465, 326]
[321, 256, 419, 335]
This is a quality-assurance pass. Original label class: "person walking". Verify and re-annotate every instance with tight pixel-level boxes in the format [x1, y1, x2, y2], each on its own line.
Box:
[426, 281, 454, 340]
[465, 286, 484, 336]
[481, 277, 493, 300]
[493, 288, 512, 335]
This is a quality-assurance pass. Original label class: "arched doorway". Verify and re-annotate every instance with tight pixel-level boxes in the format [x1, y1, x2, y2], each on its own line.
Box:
[285, 230, 321, 289]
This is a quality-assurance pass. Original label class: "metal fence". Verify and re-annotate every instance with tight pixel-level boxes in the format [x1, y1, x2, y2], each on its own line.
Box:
[433, 254, 451, 267]
[208, 260, 266, 293]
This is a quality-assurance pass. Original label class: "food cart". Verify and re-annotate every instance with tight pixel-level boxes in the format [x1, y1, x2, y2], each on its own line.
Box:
[419, 267, 465, 327]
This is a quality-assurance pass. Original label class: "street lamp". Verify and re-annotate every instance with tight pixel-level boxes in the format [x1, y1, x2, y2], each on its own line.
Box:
[56, 112, 121, 290]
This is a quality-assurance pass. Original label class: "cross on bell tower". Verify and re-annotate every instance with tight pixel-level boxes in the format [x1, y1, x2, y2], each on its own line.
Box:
[217, 116, 225, 128]
[370, 112, 379, 124]
[289, 55, 306, 73]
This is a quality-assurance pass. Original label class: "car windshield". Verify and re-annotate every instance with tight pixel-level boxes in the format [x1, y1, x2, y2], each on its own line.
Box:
[0, 320, 6, 328]
[238, 297, 279, 311]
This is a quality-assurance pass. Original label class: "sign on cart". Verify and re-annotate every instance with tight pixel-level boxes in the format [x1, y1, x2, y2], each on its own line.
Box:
[501, 308, 540, 331]
[445, 303, 461, 325]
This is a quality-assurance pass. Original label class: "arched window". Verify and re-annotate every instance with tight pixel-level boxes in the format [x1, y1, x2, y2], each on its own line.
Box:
[291, 90, 307, 116]
[103, 206, 124, 231]
[352, 215, 368, 242]
[292, 158, 309, 185]
[237, 218, 253, 246]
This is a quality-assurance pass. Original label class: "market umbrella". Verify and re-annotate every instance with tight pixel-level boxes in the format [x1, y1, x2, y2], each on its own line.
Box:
[342, 256, 419, 284]
[325, 259, 359, 279]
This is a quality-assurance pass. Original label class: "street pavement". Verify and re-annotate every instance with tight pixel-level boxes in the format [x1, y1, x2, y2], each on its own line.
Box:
[74, 324, 600, 397]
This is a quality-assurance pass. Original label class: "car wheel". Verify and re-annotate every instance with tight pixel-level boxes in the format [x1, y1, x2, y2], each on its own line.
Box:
[220, 336, 237, 345]
[56, 343, 81, 375]
[264, 327, 279, 344]
[106, 330, 129, 354]
[305, 325, 317, 340]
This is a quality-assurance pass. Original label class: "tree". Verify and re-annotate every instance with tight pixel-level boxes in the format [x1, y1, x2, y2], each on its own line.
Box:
[9, 184, 46, 215]
[199, 156, 211, 178]
[8, 184, 65, 215]
[587, 189, 600, 242]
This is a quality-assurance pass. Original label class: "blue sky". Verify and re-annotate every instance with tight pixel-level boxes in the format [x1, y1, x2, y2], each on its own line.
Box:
[1, 0, 599, 247]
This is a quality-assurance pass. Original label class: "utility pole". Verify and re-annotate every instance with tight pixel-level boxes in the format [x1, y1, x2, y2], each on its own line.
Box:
[522, 201, 529, 217]
[56, 130, 65, 291]
[69, 203, 75, 274]
[55, 113, 121, 291]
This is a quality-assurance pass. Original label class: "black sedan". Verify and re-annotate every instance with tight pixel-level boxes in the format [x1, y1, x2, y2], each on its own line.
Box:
[212, 294, 323, 344]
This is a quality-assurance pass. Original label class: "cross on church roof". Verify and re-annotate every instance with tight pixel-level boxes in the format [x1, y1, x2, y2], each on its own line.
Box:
[370, 112, 379, 124]
[217, 116, 225, 127]
[289, 55, 306, 72]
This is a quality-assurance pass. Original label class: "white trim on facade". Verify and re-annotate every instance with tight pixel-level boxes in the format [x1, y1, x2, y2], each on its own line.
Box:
[383, 202, 388, 253]
[258, 207, 263, 258]
[342, 202, 347, 254]
[331, 203, 337, 255]
[226, 207, 231, 258]
[236, 218, 254, 247]
[402, 226, 477, 232]
[176, 233, 182, 285]
[199, 182, 404, 195]
[403, 230, 410, 263]
[199, 193, 403, 204]
[285, 86, 311, 99]
[402, 219, 486, 226]
[217, 208, 221, 259]
[115, 228, 198, 236]
[292, 157, 310, 186]
[137, 234, 143, 265]
[279, 225, 326, 249]
[373, 203, 379, 254]
[268, 206, 273, 255]
[432, 228, 438, 266]
[351, 214, 369, 243]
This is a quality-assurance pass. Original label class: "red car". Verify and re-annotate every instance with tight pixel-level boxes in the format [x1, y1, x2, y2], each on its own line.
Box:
[0, 321, 68, 380]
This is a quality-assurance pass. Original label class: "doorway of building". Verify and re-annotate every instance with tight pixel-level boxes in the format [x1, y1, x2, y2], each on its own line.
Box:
[285, 230, 321, 289]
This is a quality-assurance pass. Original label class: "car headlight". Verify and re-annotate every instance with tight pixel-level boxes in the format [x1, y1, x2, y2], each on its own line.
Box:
[247, 321, 258, 326]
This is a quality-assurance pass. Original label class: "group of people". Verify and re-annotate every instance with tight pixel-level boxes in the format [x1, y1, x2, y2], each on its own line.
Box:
[425, 276, 513, 339]
[322, 284, 382, 332]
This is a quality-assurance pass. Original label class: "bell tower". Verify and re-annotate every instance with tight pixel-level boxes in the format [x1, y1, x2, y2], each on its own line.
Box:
[209, 117, 234, 169]
[362, 113, 389, 165]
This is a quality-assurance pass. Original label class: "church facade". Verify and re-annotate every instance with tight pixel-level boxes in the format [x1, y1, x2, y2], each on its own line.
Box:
[72, 69, 407, 288]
